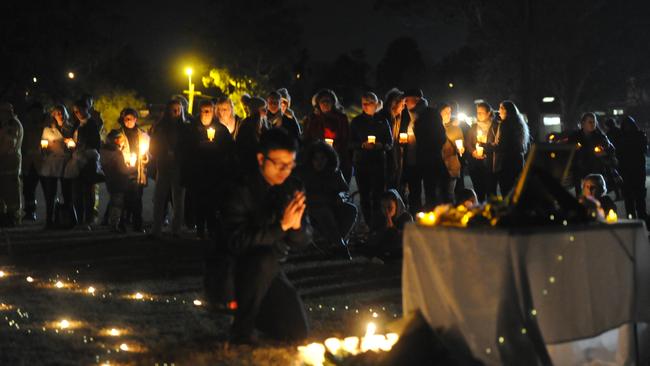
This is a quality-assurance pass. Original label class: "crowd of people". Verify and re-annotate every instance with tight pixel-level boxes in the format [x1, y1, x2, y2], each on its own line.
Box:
[0, 86, 648, 343]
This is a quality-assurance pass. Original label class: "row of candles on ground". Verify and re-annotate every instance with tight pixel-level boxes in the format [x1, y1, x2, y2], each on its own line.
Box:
[297, 322, 399, 366]
[415, 208, 619, 226]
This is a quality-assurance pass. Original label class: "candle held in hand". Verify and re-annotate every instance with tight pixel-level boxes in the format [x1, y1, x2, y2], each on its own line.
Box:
[475, 143, 484, 157]
[66, 140, 76, 149]
[40, 139, 49, 149]
[207, 127, 216, 142]
[325, 138, 334, 146]
[455, 139, 463, 150]
[139, 139, 149, 156]
[367, 135, 376, 144]
[129, 153, 137, 167]
[399, 133, 408, 144]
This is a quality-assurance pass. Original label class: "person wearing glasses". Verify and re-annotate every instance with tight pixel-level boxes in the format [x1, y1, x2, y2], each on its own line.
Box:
[220, 127, 312, 345]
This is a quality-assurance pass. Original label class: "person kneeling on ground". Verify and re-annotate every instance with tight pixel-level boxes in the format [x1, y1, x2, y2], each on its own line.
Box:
[100, 130, 133, 232]
[367, 189, 413, 259]
[295, 141, 356, 259]
[221, 128, 312, 344]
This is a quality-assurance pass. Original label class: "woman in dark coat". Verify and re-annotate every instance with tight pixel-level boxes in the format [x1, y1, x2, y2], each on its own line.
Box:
[616, 115, 648, 220]
[302, 89, 352, 183]
[481, 101, 530, 197]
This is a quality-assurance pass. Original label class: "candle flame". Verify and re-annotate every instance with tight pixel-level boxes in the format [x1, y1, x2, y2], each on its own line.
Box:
[606, 209, 618, 223]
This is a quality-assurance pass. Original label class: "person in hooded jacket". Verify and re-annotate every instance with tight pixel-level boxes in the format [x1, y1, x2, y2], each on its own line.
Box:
[377, 88, 407, 192]
[350, 92, 393, 227]
[439, 103, 465, 203]
[100, 130, 133, 232]
[115, 108, 150, 231]
[185, 99, 235, 239]
[616, 115, 648, 221]
[216, 96, 242, 140]
[302, 89, 352, 182]
[295, 141, 356, 259]
[366, 189, 413, 259]
[267, 91, 301, 143]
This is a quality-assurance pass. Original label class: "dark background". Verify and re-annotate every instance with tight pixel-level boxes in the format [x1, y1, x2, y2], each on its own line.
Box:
[2, 0, 649, 135]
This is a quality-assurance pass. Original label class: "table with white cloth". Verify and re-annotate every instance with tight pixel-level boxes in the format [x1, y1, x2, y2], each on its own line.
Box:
[402, 221, 650, 365]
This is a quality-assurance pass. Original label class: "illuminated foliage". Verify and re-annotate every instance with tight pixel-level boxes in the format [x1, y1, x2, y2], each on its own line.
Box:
[201, 67, 260, 117]
[94, 90, 147, 133]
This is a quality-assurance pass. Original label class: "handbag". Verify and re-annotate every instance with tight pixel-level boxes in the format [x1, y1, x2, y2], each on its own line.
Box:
[54, 200, 78, 229]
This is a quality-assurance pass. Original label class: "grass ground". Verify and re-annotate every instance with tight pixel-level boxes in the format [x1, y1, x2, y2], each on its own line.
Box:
[0, 225, 402, 366]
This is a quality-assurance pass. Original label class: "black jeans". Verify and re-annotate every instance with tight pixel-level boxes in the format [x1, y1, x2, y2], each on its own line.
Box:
[404, 164, 444, 213]
[468, 161, 496, 202]
[40, 176, 73, 225]
[191, 186, 217, 237]
[231, 247, 309, 341]
[355, 160, 385, 226]
[72, 179, 97, 224]
[22, 165, 40, 214]
[124, 185, 144, 230]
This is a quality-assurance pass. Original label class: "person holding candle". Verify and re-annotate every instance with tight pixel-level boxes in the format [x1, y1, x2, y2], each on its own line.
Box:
[440, 103, 465, 204]
[0, 103, 24, 227]
[350, 92, 393, 227]
[39, 104, 75, 228]
[186, 99, 235, 239]
[566, 112, 619, 196]
[216, 96, 242, 140]
[115, 108, 150, 232]
[581, 174, 617, 217]
[220, 128, 312, 344]
[277, 88, 299, 123]
[267, 91, 301, 143]
[100, 130, 132, 232]
[302, 89, 352, 182]
[466, 102, 497, 202]
[377, 88, 408, 191]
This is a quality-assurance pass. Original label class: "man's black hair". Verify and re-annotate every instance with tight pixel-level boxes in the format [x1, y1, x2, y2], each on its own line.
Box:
[259, 127, 298, 155]
[198, 99, 215, 108]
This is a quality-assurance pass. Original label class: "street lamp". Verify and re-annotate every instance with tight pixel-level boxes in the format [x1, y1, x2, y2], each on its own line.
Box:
[68, 72, 75, 79]
[183, 66, 201, 115]
[32, 76, 38, 83]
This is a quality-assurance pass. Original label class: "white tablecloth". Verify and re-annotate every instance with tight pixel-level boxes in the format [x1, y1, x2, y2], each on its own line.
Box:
[402, 221, 650, 365]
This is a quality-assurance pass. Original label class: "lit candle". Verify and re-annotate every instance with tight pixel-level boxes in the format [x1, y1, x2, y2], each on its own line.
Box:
[399, 133, 408, 144]
[475, 143, 484, 157]
[455, 139, 464, 150]
[342, 337, 360, 355]
[417, 212, 436, 226]
[324, 337, 342, 355]
[606, 209, 618, 223]
[207, 127, 216, 142]
[594, 146, 603, 154]
[297, 342, 325, 366]
[66, 140, 76, 149]
[129, 153, 137, 167]
[40, 139, 49, 149]
[139, 139, 149, 156]
[367, 135, 376, 144]
[325, 138, 334, 146]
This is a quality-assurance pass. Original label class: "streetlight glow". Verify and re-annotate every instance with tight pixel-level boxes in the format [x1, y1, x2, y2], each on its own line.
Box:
[32, 77, 38, 83]
[68, 72, 75, 79]
[184, 67, 193, 76]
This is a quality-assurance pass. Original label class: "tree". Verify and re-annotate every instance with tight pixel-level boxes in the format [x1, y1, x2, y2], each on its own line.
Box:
[376, 37, 426, 93]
